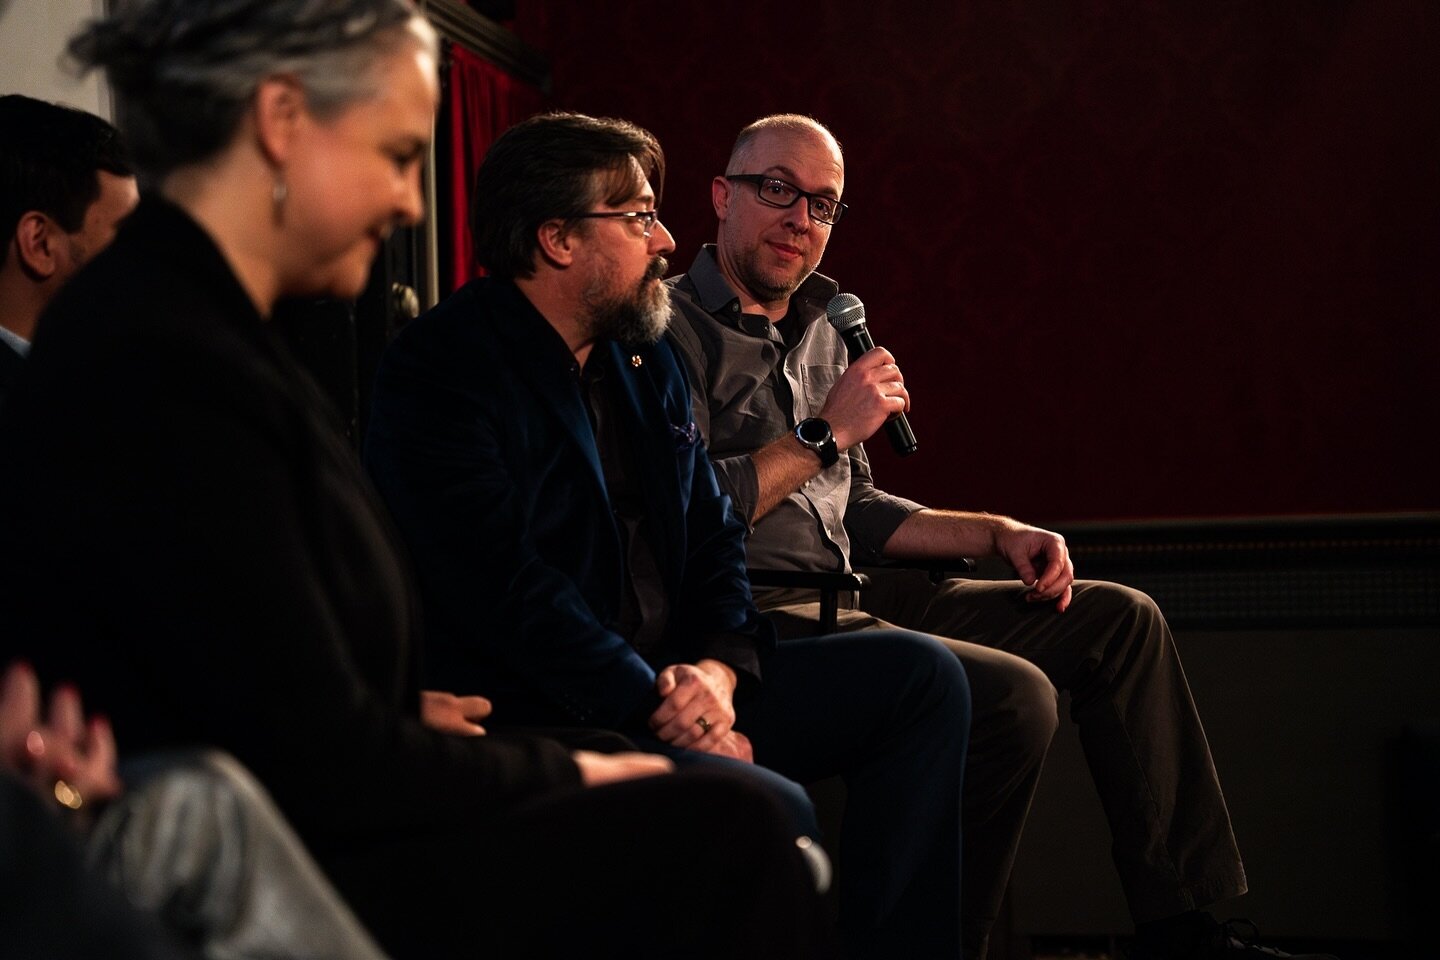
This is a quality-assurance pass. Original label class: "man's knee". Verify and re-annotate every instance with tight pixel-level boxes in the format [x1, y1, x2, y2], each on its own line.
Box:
[871, 629, 972, 730]
[1073, 580, 1171, 652]
[90, 750, 278, 899]
[1009, 655, 1060, 756]
[118, 749, 271, 826]
[951, 639, 1058, 760]
[1074, 579, 1160, 618]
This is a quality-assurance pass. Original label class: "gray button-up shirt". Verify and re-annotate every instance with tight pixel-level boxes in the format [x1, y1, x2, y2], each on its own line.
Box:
[667, 245, 924, 575]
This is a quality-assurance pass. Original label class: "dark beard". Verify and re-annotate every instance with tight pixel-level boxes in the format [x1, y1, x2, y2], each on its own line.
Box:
[588, 256, 671, 347]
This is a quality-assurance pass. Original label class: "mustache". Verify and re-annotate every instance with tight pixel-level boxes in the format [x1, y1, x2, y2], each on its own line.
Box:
[643, 256, 669, 283]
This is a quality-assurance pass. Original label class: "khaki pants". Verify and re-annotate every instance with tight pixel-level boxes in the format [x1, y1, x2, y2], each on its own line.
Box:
[760, 572, 1248, 960]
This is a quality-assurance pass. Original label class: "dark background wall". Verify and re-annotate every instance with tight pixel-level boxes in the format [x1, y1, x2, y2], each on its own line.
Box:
[513, 1, 1438, 524]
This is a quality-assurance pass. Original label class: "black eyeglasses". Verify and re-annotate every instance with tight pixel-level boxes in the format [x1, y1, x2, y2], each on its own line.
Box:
[566, 210, 662, 238]
[725, 175, 847, 225]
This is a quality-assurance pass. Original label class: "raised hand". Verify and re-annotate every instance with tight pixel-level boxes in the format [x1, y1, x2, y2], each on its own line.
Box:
[1, 661, 123, 812]
[819, 346, 909, 451]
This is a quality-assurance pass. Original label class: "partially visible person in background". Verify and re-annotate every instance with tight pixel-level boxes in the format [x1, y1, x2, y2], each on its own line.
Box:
[0, 93, 137, 408]
[2, 659, 389, 959]
[2, 659, 187, 960]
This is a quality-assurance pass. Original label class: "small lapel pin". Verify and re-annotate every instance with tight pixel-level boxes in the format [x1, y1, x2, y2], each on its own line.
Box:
[630, 355, 643, 368]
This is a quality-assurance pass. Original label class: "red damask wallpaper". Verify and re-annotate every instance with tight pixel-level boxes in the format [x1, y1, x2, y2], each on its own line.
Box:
[514, 1, 1438, 523]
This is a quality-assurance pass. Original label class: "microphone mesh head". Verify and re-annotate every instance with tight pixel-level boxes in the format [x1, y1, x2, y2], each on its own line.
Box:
[825, 293, 866, 332]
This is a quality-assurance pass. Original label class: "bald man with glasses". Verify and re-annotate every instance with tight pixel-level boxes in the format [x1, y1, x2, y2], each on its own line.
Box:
[667, 113, 1332, 960]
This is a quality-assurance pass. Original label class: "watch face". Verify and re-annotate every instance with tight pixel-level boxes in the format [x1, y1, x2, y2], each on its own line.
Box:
[796, 418, 838, 467]
[797, 418, 830, 443]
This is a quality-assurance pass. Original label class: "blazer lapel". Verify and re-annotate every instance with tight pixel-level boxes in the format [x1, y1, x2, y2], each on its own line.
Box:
[488, 288, 609, 508]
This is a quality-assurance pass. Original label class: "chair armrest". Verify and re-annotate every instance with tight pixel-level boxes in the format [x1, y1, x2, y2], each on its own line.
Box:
[746, 569, 870, 591]
[746, 568, 870, 635]
[859, 557, 975, 585]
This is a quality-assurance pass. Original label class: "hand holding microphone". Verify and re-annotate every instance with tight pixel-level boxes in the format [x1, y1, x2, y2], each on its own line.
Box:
[823, 293, 919, 457]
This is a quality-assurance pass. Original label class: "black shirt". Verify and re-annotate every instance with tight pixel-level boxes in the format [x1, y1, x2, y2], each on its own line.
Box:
[580, 349, 671, 655]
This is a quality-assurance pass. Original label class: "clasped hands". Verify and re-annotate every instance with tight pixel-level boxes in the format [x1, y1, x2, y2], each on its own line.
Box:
[647, 659, 753, 763]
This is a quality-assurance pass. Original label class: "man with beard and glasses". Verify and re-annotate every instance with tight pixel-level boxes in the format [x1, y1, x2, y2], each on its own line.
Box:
[365, 112, 973, 958]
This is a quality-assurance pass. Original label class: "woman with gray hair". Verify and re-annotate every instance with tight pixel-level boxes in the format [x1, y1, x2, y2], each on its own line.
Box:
[0, 1, 834, 957]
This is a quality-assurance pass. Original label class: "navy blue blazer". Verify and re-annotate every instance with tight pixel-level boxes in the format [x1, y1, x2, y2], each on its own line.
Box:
[366, 278, 774, 732]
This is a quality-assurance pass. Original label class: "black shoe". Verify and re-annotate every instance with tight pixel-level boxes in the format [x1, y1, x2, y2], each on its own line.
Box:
[1129, 916, 1339, 960]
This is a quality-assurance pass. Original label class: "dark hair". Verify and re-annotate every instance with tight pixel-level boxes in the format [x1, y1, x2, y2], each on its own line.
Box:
[470, 112, 665, 281]
[66, 0, 436, 179]
[0, 94, 132, 270]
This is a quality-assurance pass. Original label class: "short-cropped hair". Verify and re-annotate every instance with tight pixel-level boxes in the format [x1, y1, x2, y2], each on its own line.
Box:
[0, 94, 132, 269]
[470, 112, 665, 282]
[67, 0, 437, 179]
[726, 113, 842, 175]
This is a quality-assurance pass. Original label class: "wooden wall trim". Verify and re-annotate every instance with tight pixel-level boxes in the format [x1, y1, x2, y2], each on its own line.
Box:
[1025, 514, 1440, 629]
[418, 0, 550, 92]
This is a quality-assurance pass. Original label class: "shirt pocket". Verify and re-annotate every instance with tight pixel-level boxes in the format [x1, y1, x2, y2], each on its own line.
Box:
[798, 363, 844, 420]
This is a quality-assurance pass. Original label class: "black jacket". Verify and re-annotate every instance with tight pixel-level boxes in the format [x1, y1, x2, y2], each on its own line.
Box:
[0, 338, 22, 410]
[0, 197, 580, 854]
[366, 278, 774, 734]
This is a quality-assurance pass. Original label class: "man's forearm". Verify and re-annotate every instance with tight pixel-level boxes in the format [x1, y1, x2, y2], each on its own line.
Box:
[880, 509, 1019, 560]
[748, 433, 825, 523]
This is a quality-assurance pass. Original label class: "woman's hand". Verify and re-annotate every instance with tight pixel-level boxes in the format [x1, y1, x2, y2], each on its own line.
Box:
[571, 750, 674, 786]
[1, 661, 123, 812]
[420, 690, 492, 736]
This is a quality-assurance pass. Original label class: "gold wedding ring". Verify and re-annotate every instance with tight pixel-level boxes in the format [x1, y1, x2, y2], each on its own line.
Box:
[53, 778, 84, 810]
[695, 716, 712, 734]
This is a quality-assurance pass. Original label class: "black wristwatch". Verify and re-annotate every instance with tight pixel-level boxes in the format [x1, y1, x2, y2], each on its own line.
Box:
[794, 417, 839, 468]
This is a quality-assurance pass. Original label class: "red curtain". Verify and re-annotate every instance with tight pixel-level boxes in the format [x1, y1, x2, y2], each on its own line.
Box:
[444, 42, 544, 293]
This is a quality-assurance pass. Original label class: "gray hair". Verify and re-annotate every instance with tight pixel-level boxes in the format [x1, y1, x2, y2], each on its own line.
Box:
[726, 114, 843, 175]
[68, 0, 438, 179]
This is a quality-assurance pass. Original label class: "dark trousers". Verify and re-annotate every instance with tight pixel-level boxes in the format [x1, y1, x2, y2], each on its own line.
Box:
[639, 737, 823, 840]
[738, 629, 971, 959]
[762, 574, 1247, 960]
[489, 630, 970, 958]
[323, 768, 840, 959]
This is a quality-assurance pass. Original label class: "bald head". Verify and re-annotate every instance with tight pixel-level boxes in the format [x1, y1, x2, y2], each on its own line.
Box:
[711, 114, 845, 315]
[725, 114, 844, 177]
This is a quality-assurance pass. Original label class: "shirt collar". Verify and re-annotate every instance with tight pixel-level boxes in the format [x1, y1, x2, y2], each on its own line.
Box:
[0, 323, 30, 358]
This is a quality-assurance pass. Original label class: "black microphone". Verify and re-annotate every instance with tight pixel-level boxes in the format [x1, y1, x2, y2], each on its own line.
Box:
[825, 293, 918, 457]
